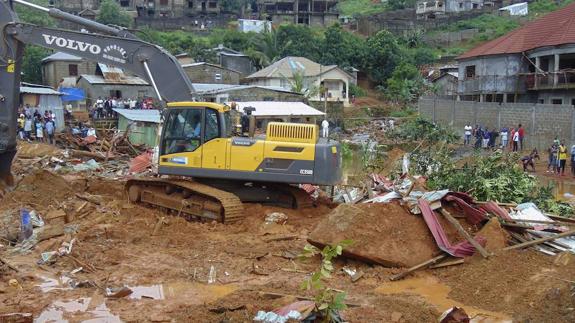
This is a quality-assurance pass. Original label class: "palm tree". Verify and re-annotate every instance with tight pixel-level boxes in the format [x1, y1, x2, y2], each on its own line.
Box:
[247, 28, 289, 68]
[284, 70, 319, 99]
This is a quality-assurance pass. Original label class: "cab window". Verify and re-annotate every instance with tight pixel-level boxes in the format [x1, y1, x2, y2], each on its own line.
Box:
[163, 109, 202, 154]
[204, 108, 219, 142]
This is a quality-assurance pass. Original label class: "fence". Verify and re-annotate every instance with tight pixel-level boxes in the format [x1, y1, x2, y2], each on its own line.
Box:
[418, 96, 575, 151]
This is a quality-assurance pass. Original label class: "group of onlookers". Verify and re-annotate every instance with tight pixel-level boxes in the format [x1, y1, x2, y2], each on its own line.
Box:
[546, 138, 575, 176]
[91, 96, 154, 119]
[17, 104, 57, 144]
[464, 124, 525, 152]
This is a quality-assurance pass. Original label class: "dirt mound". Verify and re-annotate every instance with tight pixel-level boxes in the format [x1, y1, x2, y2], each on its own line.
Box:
[437, 250, 575, 322]
[475, 218, 509, 252]
[308, 203, 458, 267]
[16, 142, 61, 158]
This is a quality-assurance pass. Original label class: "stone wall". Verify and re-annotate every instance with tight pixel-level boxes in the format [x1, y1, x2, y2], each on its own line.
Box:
[418, 96, 575, 150]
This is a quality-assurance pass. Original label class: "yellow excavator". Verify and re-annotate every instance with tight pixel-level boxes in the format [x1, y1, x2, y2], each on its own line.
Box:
[0, 0, 342, 223]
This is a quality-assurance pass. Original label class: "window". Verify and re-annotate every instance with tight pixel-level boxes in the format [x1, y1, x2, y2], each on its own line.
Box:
[571, 98, 575, 106]
[538, 98, 545, 104]
[162, 109, 203, 154]
[506, 95, 515, 103]
[204, 108, 219, 142]
[214, 73, 222, 81]
[138, 90, 148, 98]
[188, 0, 194, 8]
[472, 3, 478, 9]
[208, 1, 217, 8]
[110, 90, 122, 98]
[120, 0, 130, 7]
[68, 64, 78, 76]
[465, 65, 476, 79]
[160, 0, 169, 6]
[552, 98, 563, 105]
[459, 2, 463, 8]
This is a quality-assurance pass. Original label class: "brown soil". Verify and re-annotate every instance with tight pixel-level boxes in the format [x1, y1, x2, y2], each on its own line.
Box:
[436, 250, 575, 323]
[474, 218, 509, 252]
[308, 202, 460, 267]
[1, 165, 574, 322]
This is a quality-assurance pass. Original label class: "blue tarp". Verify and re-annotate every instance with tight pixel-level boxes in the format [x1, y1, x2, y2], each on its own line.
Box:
[59, 87, 85, 102]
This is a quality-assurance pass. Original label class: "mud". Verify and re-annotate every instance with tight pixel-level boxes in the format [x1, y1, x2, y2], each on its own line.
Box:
[1, 168, 575, 322]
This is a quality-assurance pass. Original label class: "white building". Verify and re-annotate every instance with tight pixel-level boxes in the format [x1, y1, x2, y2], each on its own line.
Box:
[244, 57, 354, 106]
[237, 19, 272, 33]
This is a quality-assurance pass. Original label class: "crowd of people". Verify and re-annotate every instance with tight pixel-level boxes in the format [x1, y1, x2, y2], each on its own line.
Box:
[90, 97, 155, 119]
[16, 104, 57, 144]
[544, 138, 575, 177]
[463, 123, 525, 152]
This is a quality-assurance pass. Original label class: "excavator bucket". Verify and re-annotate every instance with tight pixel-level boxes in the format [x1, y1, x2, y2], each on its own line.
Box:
[0, 150, 16, 186]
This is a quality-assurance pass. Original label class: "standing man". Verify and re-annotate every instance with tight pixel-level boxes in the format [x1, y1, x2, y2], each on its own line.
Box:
[518, 124, 525, 150]
[321, 119, 329, 138]
[35, 117, 44, 143]
[547, 143, 558, 173]
[45, 118, 55, 145]
[500, 127, 508, 149]
[482, 127, 490, 149]
[464, 123, 472, 146]
[512, 129, 520, 152]
[24, 115, 32, 141]
[558, 141, 568, 176]
[17, 114, 25, 140]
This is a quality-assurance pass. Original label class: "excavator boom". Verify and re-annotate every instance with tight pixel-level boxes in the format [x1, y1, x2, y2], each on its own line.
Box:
[0, 0, 195, 183]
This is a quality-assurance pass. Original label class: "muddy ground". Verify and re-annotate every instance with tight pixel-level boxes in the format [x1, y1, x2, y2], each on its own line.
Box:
[1, 150, 575, 322]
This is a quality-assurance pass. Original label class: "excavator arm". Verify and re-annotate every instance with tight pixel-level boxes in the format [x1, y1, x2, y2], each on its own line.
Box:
[0, 0, 196, 183]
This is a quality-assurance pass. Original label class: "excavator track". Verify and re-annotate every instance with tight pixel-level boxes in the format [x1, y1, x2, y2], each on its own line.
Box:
[125, 178, 244, 223]
[273, 184, 314, 209]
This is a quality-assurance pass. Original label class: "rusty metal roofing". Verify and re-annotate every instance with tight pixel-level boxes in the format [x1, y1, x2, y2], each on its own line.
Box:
[459, 3, 575, 60]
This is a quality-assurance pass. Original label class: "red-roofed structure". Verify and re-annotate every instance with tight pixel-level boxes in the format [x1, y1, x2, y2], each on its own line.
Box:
[456, 3, 575, 104]
[459, 3, 575, 59]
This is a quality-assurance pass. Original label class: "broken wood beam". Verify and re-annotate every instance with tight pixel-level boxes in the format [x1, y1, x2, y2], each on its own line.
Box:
[475, 201, 518, 207]
[440, 208, 490, 258]
[500, 222, 534, 230]
[506, 218, 575, 226]
[70, 149, 110, 161]
[389, 254, 448, 281]
[259, 291, 361, 307]
[503, 229, 575, 251]
[546, 214, 575, 223]
[429, 258, 464, 269]
[0, 257, 19, 272]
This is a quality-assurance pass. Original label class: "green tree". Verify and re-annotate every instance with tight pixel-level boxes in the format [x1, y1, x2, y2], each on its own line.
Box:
[384, 62, 425, 103]
[22, 46, 51, 84]
[276, 25, 321, 61]
[97, 0, 132, 27]
[365, 30, 403, 86]
[387, 0, 417, 10]
[284, 70, 319, 99]
[321, 23, 366, 69]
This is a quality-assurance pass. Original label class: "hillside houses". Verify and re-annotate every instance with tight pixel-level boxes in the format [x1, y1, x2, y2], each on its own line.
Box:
[456, 2, 575, 105]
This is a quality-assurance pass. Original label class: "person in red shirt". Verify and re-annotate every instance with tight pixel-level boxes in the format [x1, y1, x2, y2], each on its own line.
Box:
[518, 124, 525, 151]
[509, 128, 516, 149]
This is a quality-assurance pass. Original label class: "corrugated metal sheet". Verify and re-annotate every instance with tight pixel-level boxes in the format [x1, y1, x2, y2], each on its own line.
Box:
[460, 3, 575, 59]
[80, 74, 149, 85]
[192, 83, 298, 95]
[20, 86, 63, 95]
[42, 52, 82, 63]
[229, 101, 324, 117]
[113, 108, 161, 123]
[246, 57, 338, 79]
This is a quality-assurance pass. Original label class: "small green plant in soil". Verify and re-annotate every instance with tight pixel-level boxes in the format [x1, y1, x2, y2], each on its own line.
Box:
[299, 240, 353, 323]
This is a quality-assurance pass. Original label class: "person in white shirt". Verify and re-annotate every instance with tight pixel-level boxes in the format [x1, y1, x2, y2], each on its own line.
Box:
[129, 98, 136, 109]
[512, 130, 520, 152]
[464, 124, 472, 146]
[500, 128, 509, 149]
[321, 119, 329, 138]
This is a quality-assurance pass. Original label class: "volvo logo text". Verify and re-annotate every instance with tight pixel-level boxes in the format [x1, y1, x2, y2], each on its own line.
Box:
[42, 34, 101, 55]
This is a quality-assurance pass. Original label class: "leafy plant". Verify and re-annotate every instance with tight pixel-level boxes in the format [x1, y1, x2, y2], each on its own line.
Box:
[97, 0, 132, 28]
[389, 116, 460, 144]
[299, 240, 353, 322]
[529, 185, 574, 217]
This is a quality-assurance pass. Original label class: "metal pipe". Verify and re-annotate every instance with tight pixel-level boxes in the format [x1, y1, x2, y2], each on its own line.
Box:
[143, 61, 162, 101]
[12, 0, 49, 12]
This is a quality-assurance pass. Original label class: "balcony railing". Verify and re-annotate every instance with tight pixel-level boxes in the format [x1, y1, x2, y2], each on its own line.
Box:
[524, 71, 575, 90]
[458, 75, 525, 94]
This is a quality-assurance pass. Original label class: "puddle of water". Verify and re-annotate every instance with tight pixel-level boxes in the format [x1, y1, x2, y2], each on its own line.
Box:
[375, 276, 512, 322]
[128, 282, 237, 304]
[537, 176, 575, 201]
[35, 298, 121, 323]
[36, 275, 73, 292]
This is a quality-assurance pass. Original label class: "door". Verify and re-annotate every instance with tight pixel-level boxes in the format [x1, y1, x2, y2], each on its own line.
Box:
[160, 108, 203, 167]
[201, 108, 226, 169]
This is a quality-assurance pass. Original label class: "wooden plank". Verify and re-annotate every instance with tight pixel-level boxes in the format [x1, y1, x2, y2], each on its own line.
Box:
[547, 214, 575, 223]
[440, 209, 490, 258]
[389, 254, 448, 281]
[429, 258, 464, 269]
[503, 229, 575, 251]
[500, 222, 534, 230]
[507, 218, 575, 226]
[475, 201, 518, 207]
